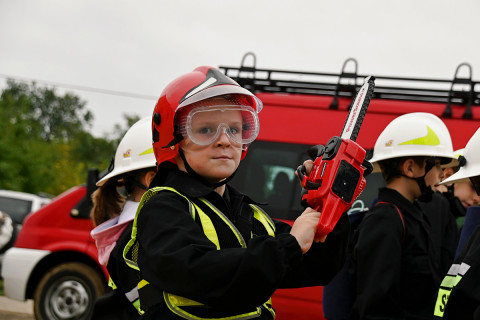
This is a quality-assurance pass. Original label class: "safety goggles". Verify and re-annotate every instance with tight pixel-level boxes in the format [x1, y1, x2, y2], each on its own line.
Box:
[178, 105, 259, 149]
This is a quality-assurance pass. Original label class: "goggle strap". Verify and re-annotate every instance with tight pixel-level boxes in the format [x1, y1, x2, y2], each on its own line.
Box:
[162, 133, 184, 149]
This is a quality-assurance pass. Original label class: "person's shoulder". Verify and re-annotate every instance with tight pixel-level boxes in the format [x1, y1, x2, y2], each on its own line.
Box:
[362, 203, 404, 229]
[367, 202, 399, 217]
[430, 191, 450, 205]
[137, 188, 193, 222]
[143, 187, 191, 207]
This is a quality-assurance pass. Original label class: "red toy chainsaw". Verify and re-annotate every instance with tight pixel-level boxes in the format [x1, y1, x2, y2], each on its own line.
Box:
[296, 76, 375, 238]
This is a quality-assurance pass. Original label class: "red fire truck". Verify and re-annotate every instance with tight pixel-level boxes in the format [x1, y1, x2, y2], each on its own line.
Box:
[2, 54, 479, 319]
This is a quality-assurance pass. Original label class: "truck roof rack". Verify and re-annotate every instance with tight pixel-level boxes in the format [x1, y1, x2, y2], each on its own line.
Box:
[219, 52, 479, 119]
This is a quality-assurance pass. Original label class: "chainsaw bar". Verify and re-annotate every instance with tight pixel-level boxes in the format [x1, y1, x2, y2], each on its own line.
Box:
[340, 76, 375, 141]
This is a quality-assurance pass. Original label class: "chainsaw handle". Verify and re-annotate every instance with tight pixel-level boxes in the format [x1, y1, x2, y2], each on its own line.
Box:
[296, 164, 322, 190]
[296, 165, 312, 209]
[296, 164, 306, 183]
[362, 159, 374, 176]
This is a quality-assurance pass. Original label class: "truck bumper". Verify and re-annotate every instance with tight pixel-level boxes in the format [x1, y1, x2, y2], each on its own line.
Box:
[1, 247, 50, 300]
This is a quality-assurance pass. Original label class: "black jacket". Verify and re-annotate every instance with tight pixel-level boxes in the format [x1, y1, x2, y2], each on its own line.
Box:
[352, 187, 442, 320]
[418, 192, 459, 276]
[435, 206, 480, 319]
[92, 219, 143, 319]
[135, 163, 350, 319]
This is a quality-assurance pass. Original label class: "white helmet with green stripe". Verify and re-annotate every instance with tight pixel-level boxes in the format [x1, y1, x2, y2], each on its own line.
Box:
[369, 112, 455, 172]
[97, 117, 156, 186]
[442, 127, 480, 184]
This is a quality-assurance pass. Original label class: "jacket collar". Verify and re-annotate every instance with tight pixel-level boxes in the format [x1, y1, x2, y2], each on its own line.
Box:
[150, 162, 259, 204]
[377, 187, 425, 222]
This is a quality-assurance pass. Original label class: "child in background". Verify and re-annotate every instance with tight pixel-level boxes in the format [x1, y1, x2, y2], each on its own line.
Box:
[434, 127, 480, 319]
[438, 148, 480, 228]
[351, 112, 455, 319]
[90, 117, 156, 319]
[418, 153, 458, 277]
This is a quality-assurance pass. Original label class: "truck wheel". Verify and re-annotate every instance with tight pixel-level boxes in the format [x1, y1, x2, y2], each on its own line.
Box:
[0, 211, 15, 254]
[33, 262, 106, 320]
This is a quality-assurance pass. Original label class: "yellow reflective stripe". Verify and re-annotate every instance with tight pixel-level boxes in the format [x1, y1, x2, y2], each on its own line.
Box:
[199, 198, 246, 248]
[434, 262, 470, 318]
[251, 204, 275, 237]
[108, 277, 117, 290]
[399, 125, 440, 146]
[192, 203, 220, 249]
[123, 186, 196, 271]
[123, 223, 139, 270]
[138, 279, 149, 289]
[434, 288, 451, 317]
[263, 298, 276, 318]
[164, 292, 262, 320]
[123, 188, 157, 271]
[166, 292, 203, 307]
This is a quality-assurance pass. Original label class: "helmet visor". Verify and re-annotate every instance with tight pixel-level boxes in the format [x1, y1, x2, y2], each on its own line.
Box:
[179, 105, 259, 150]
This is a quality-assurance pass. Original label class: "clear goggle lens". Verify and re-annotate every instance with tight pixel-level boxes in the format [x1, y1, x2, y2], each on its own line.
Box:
[179, 105, 259, 149]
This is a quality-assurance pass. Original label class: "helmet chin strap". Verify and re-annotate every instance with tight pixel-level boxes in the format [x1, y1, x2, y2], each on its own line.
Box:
[397, 173, 433, 202]
[178, 149, 237, 188]
[401, 157, 436, 202]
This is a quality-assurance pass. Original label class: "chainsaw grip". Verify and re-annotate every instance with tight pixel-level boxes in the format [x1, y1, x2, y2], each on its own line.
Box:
[296, 165, 306, 184]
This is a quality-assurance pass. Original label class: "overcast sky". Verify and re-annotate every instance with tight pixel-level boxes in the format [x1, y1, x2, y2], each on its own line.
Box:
[1, 1, 479, 137]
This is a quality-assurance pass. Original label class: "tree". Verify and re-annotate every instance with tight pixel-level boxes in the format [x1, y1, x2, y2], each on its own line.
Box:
[0, 80, 127, 195]
[1, 80, 93, 142]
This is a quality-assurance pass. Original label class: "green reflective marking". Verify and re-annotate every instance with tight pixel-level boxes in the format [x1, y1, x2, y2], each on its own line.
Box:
[440, 274, 462, 288]
[399, 125, 440, 146]
[139, 148, 154, 156]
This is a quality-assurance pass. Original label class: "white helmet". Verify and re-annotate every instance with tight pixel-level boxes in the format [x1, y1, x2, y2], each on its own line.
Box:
[369, 112, 455, 172]
[97, 117, 156, 186]
[442, 127, 480, 184]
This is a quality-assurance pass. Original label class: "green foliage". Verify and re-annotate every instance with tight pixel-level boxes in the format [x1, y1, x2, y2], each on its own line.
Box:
[110, 113, 141, 147]
[0, 80, 137, 195]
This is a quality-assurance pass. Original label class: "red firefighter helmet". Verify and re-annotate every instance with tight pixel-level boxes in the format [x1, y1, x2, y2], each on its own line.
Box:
[152, 66, 263, 166]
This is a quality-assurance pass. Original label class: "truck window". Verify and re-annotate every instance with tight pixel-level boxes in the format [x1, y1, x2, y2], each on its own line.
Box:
[231, 141, 310, 221]
[231, 141, 385, 221]
[0, 196, 32, 224]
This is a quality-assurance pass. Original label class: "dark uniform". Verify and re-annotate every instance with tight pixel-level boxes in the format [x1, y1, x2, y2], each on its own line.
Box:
[434, 206, 480, 319]
[351, 187, 442, 320]
[92, 222, 141, 320]
[131, 163, 350, 319]
[419, 192, 459, 276]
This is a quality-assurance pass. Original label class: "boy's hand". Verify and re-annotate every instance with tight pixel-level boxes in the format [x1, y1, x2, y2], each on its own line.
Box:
[293, 159, 328, 253]
[295, 160, 314, 180]
[290, 207, 325, 254]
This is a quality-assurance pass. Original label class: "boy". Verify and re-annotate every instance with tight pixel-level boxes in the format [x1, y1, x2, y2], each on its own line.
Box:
[124, 66, 350, 319]
[418, 156, 459, 277]
[434, 127, 480, 319]
[351, 112, 455, 319]
[439, 148, 480, 228]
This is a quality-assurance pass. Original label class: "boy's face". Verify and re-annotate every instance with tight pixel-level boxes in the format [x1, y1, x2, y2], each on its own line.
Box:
[178, 108, 243, 183]
[454, 181, 480, 208]
[425, 158, 444, 191]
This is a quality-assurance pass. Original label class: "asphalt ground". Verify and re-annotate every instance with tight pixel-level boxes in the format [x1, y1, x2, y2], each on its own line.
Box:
[0, 296, 33, 319]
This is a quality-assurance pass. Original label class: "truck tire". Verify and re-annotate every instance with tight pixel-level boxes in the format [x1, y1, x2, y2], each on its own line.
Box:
[33, 262, 106, 320]
[0, 211, 15, 254]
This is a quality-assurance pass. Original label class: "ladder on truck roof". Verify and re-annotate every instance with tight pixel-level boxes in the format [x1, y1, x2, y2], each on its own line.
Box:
[219, 52, 480, 120]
